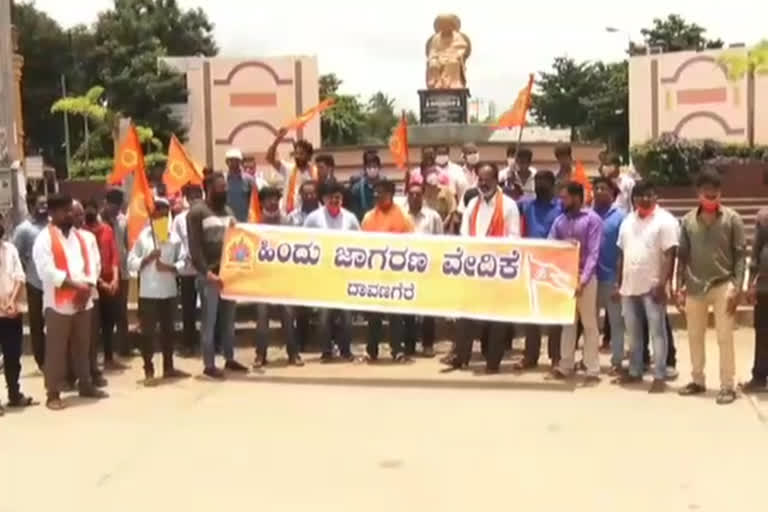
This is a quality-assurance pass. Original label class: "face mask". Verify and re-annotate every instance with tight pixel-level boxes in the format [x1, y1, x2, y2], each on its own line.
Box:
[35, 208, 48, 220]
[435, 155, 449, 166]
[327, 204, 341, 217]
[365, 167, 379, 179]
[210, 191, 227, 210]
[699, 197, 720, 213]
[636, 204, 655, 218]
[466, 153, 480, 165]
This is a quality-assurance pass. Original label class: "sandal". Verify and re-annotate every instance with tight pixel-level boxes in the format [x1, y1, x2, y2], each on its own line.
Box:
[7, 394, 37, 408]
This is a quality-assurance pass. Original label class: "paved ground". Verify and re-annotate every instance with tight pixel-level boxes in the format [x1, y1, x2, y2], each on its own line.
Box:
[1, 328, 767, 512]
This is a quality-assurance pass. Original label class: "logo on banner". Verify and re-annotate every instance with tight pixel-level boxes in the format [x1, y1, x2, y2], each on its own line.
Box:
[225, 235, 256, 269]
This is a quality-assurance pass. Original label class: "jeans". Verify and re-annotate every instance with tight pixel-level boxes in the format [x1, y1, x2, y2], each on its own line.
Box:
[26, 283, 45, 369]
[0, 316, 23, 400]
[318, 309, 352, 357]
[255, 304, 298, 360]
[367, 314, 405, 359]
[560, 278, 600, 376]
[623, 294, 667, 380]
[597, 281, 625, 367]
[179, 275, 199, 351]
[138, 298, 176, 373]
[403, 316, 435, 355]
[197, 276, 235, 369]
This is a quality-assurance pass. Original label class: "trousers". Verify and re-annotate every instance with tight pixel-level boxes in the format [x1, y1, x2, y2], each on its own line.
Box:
[26, 283, 45, 369]
[0, 316, 23, 400]
[138, 298, 176, 373]
[453, 319, 507, 370]
[44, 309, 92, 394]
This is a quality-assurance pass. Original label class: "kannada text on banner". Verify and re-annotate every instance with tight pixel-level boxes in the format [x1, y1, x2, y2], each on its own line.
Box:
[220, 224, 580, 324]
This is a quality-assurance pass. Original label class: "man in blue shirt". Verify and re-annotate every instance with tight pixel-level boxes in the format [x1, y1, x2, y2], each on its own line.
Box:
[349, 151, 380, 221]
[224, 148, 254, 222]
[593, 177, 626, 373]
[515, 170, 564, 369]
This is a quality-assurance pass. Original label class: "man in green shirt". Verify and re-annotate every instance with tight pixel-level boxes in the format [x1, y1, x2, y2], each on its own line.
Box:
[676, 170, 746, 405]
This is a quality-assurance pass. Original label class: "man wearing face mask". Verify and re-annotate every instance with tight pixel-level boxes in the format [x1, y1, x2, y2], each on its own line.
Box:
[362, 178, 414, 363]
[445, 163, 520, 373]
[288, 181, 320, 227]
[266, 128, 318, 214]
[187, 173, 249, 379]
[461, 143, 480, 189]
[253, 186, 301, 367]
[515, 170, 563, 370]
[304, 179, 360, 362]
[615, 181, 677, 393]
[12, 193, 49, 370]
[434, 145, 467, 207]
[677, 170, 746, 405]
[350, 150, 381, 221]
[83, 199, 119, 385]
[223, 148, 254, 222]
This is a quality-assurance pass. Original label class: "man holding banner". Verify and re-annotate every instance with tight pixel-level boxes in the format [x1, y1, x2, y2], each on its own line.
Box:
[445, 163, 521, 373]
[266, 128, 317, 215]
[304, 179, 361, 362]
[361, 179, 413, 363]
[187, 172, 249, 379]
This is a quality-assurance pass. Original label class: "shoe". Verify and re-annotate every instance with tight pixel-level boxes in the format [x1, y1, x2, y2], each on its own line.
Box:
[320, 353, 334, 363]
[550, 368, 570, 380]
[203, 367, 226, 380]
[7, 393, 36, 408]
[92, 375, 109, 388]
[104, 360, 129, 371]
[393, 353, 410, 364]
[252, 355, 267, 369]
[288, 355, 305, 367]
[62, 380, 77, 392]
[648, 379, 667, 394]
[512, 359, 537, 371]
[665, 367, 679, 381]
[79, 388, 109, 399]
[225, 360, 248, 373]
[678, 382, 706, 396]
[422, 346, 435, 358]
[608, 365, 623, 377]
[716, 389, 737, 405]
[340, 353, 356, 362]
[582, 375, 601, 386]
[163, 368, 191, 379]
[614, 373, 642, 385]
[740, 379, 768, 394]
[46, 394, 65, 411]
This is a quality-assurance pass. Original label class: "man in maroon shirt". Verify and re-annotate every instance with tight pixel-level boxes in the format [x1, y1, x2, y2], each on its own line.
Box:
[83, 199, 124, 373]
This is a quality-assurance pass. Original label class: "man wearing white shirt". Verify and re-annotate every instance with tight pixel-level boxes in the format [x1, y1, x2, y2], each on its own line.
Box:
[446, 163, 520, 373]
[129, 198, 190, 385]
[172, 183, 203, 356]
[32, 194, 108, 411]
[601, 154, 635, 213]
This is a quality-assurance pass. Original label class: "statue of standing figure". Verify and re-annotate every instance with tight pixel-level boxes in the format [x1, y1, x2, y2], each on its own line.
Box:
[425, 14, 472, 89]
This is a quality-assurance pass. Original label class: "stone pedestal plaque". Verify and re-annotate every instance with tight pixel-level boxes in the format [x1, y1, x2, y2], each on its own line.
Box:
[418, 89, 469, 124]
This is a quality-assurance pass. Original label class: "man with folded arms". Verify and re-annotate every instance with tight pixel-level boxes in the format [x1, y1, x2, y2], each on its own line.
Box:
[32, 194, 108, 410]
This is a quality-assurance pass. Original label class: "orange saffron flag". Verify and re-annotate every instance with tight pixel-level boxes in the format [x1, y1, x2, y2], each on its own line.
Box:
[283, 98, 335, 131]
[389, 113, 409, 172]
[248, 186, 262, 223]
[572, 161, 593, 204]
[108, 124, 145, 185]
[127, 166, 155, 250]
[494, 74, 535, 129]
[163, 135, 203, 196]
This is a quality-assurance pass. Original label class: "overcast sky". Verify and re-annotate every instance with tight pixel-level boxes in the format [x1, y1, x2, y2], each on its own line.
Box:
[31, 0, 767, 113]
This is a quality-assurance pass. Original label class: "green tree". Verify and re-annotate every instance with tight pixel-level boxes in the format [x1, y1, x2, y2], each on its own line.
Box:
[318, 73, 366, 146]
[581, 61, 629, 157]
[363, 92, 398, 144]
[719, 40, 768, 80]
[637, 14, 723, 53]
[405, 110, 419, 125]
[50, 86, 109, 177]
[531, 57, 598, 140]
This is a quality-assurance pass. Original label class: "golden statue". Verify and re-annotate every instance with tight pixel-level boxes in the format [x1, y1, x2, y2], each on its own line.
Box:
[425, 14, 472, 89]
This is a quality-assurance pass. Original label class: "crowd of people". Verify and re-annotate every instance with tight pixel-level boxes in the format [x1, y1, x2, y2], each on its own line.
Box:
[0, 131, 765, 415]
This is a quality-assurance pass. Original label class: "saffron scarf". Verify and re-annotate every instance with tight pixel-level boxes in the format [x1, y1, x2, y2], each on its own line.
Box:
[285, 164, 318, 213]
[469, 188, 505, 237]
[49, 225, 91, 306]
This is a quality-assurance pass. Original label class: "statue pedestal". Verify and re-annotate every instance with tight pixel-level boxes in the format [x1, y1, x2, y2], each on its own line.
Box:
[418, 89, 469, 124]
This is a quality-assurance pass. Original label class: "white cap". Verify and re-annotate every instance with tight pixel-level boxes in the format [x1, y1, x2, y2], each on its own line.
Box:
[225, 148, 243, 161]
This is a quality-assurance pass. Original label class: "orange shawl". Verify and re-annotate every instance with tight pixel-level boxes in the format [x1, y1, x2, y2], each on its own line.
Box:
[362, 204, 413, 233]
[469, 188, 505, 237]
[285, 164, 318, 213]
[50, 225, 91, 306]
